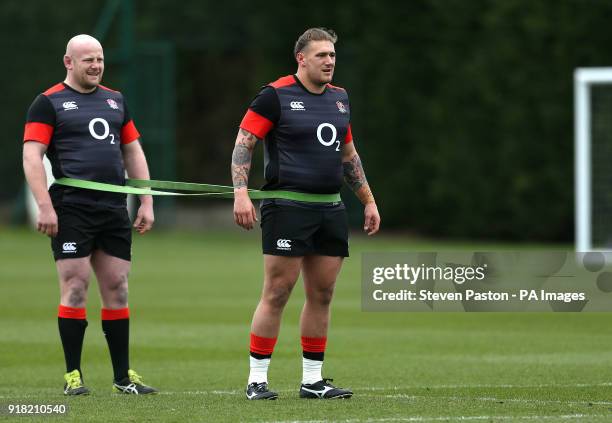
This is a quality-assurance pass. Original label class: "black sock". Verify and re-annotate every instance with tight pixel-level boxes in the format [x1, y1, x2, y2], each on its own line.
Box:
[102, 317, 130, 382]
[250, 351, 272, 360]
[303, 350, 324, 361]
[58, 317, 88, 375]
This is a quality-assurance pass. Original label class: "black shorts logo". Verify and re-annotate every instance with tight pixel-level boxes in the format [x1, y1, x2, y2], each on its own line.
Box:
[62, 242, 77, 254]
[276, 239, 292, 251]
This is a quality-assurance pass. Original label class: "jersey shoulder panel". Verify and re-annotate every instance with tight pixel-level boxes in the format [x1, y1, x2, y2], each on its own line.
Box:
[326, 83, 347, 93]
[43, 83, 67, 97]
[269, 75, 297, 89]
[99, 84, 121, 94]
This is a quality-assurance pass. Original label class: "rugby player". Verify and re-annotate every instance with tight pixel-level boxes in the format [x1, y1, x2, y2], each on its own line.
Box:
[23, 34, 157, 395]
[231, 28, 380, 400]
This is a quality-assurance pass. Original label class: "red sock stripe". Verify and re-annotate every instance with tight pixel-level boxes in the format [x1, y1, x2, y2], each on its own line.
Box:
[250, 333, 277, 355]
[58, 305, 86, 319]
[301, 336, 327, 353]
[101, 307, 130, 320]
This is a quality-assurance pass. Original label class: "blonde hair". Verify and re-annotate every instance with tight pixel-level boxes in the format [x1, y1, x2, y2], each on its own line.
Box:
[294, 28, 337, 57]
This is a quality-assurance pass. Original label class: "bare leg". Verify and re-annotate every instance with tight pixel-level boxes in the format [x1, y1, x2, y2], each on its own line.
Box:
[57, 257, 92, 308]
[251, 254, 303, 337]
[92, 250, 130, 309]
[300, 255, 343, 338]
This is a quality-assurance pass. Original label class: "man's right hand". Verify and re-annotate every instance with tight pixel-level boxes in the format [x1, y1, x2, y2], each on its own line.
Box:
[233, 188, 258, 230]
[38, 203, 58, 237]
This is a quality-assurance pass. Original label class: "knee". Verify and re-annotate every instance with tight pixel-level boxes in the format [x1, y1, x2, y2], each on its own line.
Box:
[262, 283, 293, 310]
[308, 284, 335, 307]
[107, 272, 129, 303]
[108, 272, 129, 291]
[63, 276, 89, 307]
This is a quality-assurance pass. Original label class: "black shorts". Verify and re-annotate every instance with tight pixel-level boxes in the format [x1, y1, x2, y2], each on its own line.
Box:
[261, 203, 349, 257]
[51, 203, 132, 261]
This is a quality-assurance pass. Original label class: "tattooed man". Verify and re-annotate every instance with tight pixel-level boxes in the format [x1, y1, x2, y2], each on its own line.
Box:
[231, 27, 380, 400]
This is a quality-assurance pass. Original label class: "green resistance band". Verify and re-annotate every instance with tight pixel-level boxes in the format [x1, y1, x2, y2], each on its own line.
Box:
[53, 178, 341, 203]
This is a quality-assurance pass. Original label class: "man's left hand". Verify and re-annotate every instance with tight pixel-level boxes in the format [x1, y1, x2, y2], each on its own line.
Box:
[364, 202, 380, 236]
[134, 202, 154, 234]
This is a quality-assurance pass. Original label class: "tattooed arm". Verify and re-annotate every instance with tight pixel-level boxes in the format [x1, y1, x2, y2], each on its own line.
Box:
[231, 128, 260, 230]
[342, 141, 380, 235]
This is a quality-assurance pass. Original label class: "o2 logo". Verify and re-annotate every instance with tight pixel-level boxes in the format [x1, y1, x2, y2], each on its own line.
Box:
[88, 118, 115, 144]
[316, 123, 340, 151]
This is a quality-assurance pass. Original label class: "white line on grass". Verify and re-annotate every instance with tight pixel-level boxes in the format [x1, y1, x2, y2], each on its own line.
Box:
[157, 390, 612, 407]
[154, 381, 612, 397]
[4, 383, 610, 400]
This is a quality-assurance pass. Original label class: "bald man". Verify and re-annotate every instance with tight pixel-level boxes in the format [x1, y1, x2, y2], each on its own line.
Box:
[23, 34, 157, 395]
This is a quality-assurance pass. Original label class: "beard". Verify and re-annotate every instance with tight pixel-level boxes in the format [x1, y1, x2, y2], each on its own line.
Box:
[79, 72, 102, 89]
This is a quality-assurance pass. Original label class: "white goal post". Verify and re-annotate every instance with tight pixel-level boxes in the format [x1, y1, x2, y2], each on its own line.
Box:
[575, 67, 612, 252]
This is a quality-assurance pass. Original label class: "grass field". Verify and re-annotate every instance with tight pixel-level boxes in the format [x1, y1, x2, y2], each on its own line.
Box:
[1, 227, 611, 422]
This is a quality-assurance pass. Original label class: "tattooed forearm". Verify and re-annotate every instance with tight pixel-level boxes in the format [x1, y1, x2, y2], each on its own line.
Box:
[231, 129, 259, 189]
[343, 154, 367, 190]
[343, 153, 375, 205]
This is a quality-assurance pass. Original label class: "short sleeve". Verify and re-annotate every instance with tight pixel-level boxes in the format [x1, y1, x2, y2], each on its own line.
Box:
[239, 86, 280, 139]
[344, 123, 353, 144]
[23, 94, 56, 144]
[121, 98, 140, 144]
